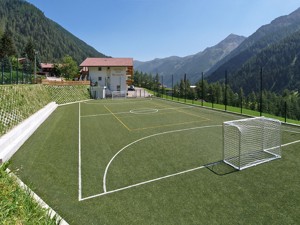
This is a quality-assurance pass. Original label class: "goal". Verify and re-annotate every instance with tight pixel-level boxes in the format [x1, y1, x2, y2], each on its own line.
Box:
[223, 117, 281, 170]
[112, 91, 127, 100]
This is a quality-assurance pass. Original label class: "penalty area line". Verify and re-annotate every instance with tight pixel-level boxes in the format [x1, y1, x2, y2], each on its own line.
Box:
[80, 165, 205, 201]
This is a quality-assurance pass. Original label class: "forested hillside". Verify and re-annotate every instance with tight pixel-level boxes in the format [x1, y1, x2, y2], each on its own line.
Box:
[207, 7, 300, 94]
[0, 0, 106, 63]
[230, 30, 300, 94]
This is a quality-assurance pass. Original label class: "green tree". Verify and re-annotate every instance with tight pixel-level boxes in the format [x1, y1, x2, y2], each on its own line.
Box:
[238, 87, 245, 107]
[23, 38, 36, 62]
[0, 29, 16, 59]
[61, 55, 78, 80]
[248, 91, 257, 110]
[53, 63, 62, 77]
[195, 79, 209, 101]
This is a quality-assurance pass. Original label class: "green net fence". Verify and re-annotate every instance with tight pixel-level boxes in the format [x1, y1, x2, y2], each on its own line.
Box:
[0, 84, 90, 136]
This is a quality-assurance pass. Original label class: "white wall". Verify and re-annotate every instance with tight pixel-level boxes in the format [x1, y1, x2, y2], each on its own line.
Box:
[0, 102, 58, 164]
[89, 67, 127, 92]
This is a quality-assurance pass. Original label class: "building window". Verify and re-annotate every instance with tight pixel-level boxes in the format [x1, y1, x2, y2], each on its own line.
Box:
[98, 77, 102, 81]
[98, 67, 102, 71]
[117, 85, 121, 91]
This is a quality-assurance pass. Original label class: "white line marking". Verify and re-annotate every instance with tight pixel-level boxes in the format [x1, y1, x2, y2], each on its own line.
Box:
[81, 105, 194, 118]
[59, 99, 92, 106]
[83, 98, 153, 105]
[282, 139, 300, 147]
[129, 108, 158, 114]
[102, 125, 221, 193]
[80, 165, 205, 201]
[81, 111, 129, 118]
[283, 129, 300, 134]
[78, 102, 82, 201]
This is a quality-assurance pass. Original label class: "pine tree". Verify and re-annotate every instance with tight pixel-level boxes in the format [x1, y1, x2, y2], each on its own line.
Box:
[23, 38, 35, 62]
[0, 29, 16, 59]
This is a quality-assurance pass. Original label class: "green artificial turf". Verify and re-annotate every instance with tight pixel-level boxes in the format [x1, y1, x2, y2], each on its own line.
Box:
[9, 98, 300, 225]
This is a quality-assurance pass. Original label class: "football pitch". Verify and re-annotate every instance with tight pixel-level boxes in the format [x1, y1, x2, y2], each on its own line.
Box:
[10, 98, 300, 225]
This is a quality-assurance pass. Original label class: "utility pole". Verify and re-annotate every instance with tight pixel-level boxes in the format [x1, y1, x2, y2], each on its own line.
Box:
[260, 67, 263, 117]
[201, 72, 204, 106]
[34, 50, 38, 83]
[225, 70, 228, 111]
[184, 73, 187, 103]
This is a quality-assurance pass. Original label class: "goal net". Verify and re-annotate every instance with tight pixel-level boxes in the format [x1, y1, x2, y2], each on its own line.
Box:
[223, 117, 281, 170]
[112, 91, 127, 100]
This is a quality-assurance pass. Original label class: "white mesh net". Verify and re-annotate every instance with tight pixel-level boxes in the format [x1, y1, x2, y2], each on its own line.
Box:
[112, 91, 127, 100]
[223, 117, 281, 170]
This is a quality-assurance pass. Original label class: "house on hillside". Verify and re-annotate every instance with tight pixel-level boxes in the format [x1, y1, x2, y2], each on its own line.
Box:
[39, 63, 54, 76]
[80, 57, 133, 99]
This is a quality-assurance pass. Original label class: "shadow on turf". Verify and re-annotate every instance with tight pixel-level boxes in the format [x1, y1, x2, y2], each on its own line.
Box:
[205, 160, 238, 176]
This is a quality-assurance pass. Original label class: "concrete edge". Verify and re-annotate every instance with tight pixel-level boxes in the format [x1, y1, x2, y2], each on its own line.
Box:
[0, 102, 58, 163]
[5, 168, 69, 225]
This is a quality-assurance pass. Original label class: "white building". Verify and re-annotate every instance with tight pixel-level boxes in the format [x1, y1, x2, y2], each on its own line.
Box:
[80, 58, 133, 98]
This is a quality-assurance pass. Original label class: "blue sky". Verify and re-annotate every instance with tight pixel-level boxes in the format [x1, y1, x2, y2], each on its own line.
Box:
[26, 0, 300, 61]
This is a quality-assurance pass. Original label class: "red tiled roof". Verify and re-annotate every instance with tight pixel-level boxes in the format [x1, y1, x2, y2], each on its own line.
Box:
[80, 58, 133, 67]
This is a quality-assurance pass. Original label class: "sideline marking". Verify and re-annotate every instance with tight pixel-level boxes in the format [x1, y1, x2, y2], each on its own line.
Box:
[78, 102, 82, 201]
[104, 105, 131, 131]
[81, 165, 205, 201]
[282, 129, 300, 147]
[102, 125, 222, 193]
[282, 139, 300, 147]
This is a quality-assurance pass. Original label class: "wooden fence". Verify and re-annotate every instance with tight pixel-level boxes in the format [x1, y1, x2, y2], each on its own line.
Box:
[40, 79, 90, 86]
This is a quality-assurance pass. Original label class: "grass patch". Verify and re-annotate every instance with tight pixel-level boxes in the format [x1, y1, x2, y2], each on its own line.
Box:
[0, 163, 56, 224]
[158, 93, 300, 125]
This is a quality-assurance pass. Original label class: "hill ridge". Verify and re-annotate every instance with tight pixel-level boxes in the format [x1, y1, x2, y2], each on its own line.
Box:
[0, 0, 106, 63]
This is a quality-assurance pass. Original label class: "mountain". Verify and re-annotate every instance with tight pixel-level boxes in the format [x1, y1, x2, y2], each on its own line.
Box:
[0, 0, 106, 63]
[223, 27, 300, 94]
[207, 7, 300, 92]
[134, 34, 246, 86]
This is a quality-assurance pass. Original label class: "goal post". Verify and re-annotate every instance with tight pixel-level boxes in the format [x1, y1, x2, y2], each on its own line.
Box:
[223, 117, 281, 170]
[111, 91, 127, 100]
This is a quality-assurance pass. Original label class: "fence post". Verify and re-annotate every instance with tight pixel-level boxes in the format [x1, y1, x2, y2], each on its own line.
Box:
[240, 95, 243, 114]
[284, 101, 287, 123]
[1, 63, 4, 84]
[260, 67, 263, 117]
[10, 58, 12, 84]
[225, 70, 228, 111]
[16, 57, 19, 84]
[201, 72, 204, 107]
[184, 73, 187, 103]
[172, 74, 174, 100]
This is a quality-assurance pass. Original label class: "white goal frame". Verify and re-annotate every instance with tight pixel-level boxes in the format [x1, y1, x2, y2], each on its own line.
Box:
[223, 117, 281, 170]
[111, 91, 127, 100]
